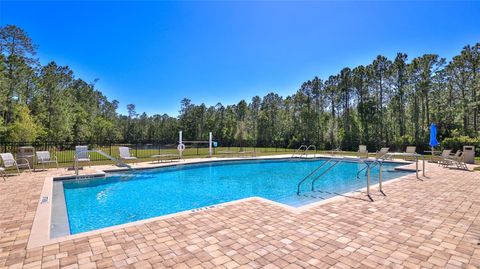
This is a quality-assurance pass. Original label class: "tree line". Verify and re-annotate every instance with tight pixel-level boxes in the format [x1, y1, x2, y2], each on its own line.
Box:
[1, 25, 479, 151]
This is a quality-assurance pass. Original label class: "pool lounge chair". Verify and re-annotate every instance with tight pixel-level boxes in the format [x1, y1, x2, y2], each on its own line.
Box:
[432, 149, 452, 165]
[448, 151, 468, 170]
[119, 147, 137, 162]
[375, 147, 390, 159]
[404, 146, 416, 161]
[75, 146, 91, 167]
[0, 153, 31, 175]
[441, 150, 468, 170]
[36, 151, 59, 170]
[358, 145, 368, 158]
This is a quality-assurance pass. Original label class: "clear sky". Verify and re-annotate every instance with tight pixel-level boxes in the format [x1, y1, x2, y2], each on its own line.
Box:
[1, 1, 479, 116]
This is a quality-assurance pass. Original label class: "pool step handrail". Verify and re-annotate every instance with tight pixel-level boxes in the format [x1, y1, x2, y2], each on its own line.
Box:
[302, 145, 316, 158]
[310, 160, 340, 191]
[357, 161, 379, 179]
[292, 145, 307, 158]
[297, 159, 335, 195]
[292, 144, 316, 158]
[359, 159, 385, 201]
[356, 156, 388, 179]
[74, 149, 133, 176]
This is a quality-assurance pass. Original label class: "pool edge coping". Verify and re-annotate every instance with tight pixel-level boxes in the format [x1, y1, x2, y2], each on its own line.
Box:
[27, 155, 418, 250]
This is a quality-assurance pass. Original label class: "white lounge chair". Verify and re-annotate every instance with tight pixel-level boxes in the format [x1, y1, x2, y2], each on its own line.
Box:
[0, 153, 31, 174]
[447, 151, 468, 170]
[433, 149, 452, 165]
[75, 146, 91, 167]
[119, 147, 137, 162]
[358, 145, 368, 158]
[375, 147, 390, 159]
[405, 146, 416, 154]
[440, 150, 468, 169]
[404, 146, 416, 161]
[36, 151, 59, 170]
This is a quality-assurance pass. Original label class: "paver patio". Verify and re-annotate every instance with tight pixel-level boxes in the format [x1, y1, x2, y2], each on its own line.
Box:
[0, 157, 479, 268]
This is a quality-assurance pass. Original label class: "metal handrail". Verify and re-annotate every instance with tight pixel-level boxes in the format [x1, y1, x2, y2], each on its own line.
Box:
[356, 161, 381, 179]
[301, 145, 317, 158]
[296, 157, 387, 201]
[310, 160, 340, 191]
[292, 145, 307, 158]
[292, 144, 317, 158]
[296, 159, 332, 194]
[358, 159, 384, 201]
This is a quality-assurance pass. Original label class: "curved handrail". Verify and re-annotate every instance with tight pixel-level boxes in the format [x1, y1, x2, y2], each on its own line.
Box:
[301, 145, 317, 158]
[296, 159, 332, 194]
[292, 145, 307, 158]
[356, 157, 386, 179]
[310, 160, 340, 191]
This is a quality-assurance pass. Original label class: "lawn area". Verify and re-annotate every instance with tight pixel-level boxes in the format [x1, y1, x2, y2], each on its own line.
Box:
[20, 146, 298, 168]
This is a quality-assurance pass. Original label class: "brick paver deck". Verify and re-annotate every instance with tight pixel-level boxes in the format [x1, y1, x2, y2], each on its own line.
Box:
[0, 159, 479, 268]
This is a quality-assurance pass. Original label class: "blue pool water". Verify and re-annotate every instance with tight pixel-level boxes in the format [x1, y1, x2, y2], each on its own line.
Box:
[61, 158, 411, 234]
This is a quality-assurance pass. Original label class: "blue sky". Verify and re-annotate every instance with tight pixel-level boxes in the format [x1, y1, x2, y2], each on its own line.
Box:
[1, 1, 479, 116]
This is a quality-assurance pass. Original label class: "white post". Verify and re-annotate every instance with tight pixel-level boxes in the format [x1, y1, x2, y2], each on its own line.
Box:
[179, 131, 183, 158]
[209, 132, 213, 157]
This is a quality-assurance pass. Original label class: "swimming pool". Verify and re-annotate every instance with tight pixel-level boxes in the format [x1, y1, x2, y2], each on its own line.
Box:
[55, 158, 411, 235]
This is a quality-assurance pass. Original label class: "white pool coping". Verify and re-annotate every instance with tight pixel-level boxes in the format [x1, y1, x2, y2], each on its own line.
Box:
[27, 154, 420, 249]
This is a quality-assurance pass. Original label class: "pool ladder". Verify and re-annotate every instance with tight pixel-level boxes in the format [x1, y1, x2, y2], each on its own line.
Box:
[296, 159, 339, 195]
[296, 158, 385, 201]
[292, 144, 316, 158]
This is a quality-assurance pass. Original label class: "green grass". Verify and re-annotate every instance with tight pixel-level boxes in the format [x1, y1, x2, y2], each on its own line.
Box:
[28, 146, 296, 167]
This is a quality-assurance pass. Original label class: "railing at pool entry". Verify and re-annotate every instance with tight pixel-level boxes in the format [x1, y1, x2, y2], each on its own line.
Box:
[296, 159, 336, 194]
[74, 149, 133, 176]
[361, 159, 385, 202]
[291, 144, 317, 158]
[309, 160, 340, 191]
[296, 157, 386, 202]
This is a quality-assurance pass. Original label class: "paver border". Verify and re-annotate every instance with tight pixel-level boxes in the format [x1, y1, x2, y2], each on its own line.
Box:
[27, 156, 419, 249]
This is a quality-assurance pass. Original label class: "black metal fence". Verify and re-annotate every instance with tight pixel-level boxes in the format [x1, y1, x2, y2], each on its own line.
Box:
[0, 141, 295, 166]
